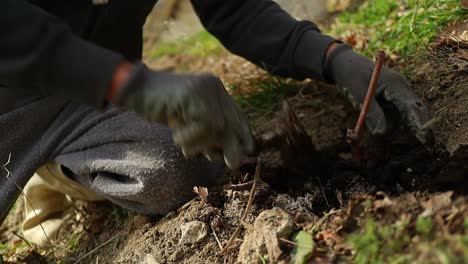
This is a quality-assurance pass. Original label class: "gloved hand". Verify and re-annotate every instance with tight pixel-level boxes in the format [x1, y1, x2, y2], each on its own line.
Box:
[112, 63, 255, 168]
[325, 44, 433, 144]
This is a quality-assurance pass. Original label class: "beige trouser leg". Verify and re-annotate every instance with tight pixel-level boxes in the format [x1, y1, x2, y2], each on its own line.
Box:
[22, 162, 104, 246]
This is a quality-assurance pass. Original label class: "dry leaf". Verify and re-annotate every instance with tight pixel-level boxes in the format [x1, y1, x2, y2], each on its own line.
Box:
[345, 34, 358, 47]
[193, 186, 209, 201]
[434, 20, 468, 49]
[315, 229, 342, 244]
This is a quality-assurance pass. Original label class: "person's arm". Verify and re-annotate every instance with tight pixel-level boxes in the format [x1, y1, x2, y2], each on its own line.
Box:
[0, 0, 125, 108]
[190, 0, 337, 81]
[191, 0, 433, 144]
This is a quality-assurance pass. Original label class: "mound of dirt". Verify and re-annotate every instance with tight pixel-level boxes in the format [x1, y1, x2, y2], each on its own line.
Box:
[411, 45, 468, 153]
[2, 21, 467, 264]
[97, 44, 467, 263]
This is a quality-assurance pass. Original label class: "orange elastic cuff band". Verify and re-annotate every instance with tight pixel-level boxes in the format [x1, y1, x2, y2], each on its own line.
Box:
[106, 61, 133, 102]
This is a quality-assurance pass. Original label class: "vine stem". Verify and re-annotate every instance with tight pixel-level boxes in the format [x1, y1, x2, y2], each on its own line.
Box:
[347, 50, 387, 164]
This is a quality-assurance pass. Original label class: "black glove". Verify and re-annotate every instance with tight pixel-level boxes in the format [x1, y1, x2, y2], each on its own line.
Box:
[326, 44, 433, 144]
[114, 64, 255, 168]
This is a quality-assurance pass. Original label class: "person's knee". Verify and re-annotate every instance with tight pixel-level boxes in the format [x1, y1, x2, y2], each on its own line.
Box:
[86, 142, 225, 215]
[51, 111, 226, 215]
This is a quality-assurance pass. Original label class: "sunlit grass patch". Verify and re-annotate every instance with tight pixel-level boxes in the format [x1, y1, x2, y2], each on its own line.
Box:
[329, 0, 467, 58]
[151, 30, 223, 58]
[347, 217, 468, 263]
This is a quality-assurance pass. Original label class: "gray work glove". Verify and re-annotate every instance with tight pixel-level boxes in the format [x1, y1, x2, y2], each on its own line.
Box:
[114, 64, 255, 168]
[326, 44, 433, 144]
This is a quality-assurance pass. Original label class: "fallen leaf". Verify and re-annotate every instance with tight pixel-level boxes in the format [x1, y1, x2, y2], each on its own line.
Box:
[193, 186, 209, 202]
[434, 20, 468, 49]
[345, 34, 358, 47]
[315, 229, 344, 248]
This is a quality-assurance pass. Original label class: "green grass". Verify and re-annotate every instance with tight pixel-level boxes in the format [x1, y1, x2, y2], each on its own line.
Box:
[329, 0, 467, 58]
[229, 77, 307, 117]
[347, 217, 468, 264]
[151, 30, 223, 58]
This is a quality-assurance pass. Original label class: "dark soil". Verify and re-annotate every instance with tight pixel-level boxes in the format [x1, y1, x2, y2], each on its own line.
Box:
[2, 28, 467, 264]
[52, 44, 467, 263]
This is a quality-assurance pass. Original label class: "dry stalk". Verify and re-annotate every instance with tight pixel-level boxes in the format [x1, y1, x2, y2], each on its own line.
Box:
[347, 51, 387, 164]
[73, 234, 118, 264]
[209, 222, 224, 251]
[224, 180, 255, 191]
[12, 231, 33, 249]
[220, 161, 261, 254]
[278, 237, 299, 246]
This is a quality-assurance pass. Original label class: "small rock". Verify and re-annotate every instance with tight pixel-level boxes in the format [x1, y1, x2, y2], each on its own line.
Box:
[143, 254, 160, 264]
[179, 221, 208, 245]
[238, 208, 294, 264]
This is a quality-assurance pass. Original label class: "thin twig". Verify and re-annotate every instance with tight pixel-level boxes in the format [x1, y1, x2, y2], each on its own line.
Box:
[241, 163, 260, 221]
[12, 231, 33, 249]
[279, 238, 315, 250]
[315, 176, 330, 209]
[220, 161, 261, 254]
[421, 117, 440, 130]
[209, 222, 224, 251]
[73, 235, 118, 264]
[347, 51, 387, 163]
[2, 154, 54, 254]
[311, 209, 342, 231]
[224, 180, 254, 191]
[278, 238, 299, 246]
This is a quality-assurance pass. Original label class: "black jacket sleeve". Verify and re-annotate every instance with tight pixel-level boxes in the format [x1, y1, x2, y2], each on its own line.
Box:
[0, 0, 125, 108]
[190, 0, 337, 81]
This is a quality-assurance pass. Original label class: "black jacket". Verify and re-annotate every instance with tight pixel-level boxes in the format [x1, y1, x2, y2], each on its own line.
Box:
[0, 0, 336, 223]
[1, 0, 336, 108]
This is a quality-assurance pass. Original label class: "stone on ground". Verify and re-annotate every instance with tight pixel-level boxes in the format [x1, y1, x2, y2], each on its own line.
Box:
[238, 208, 294, 264]
[179, 220, 208, 245]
